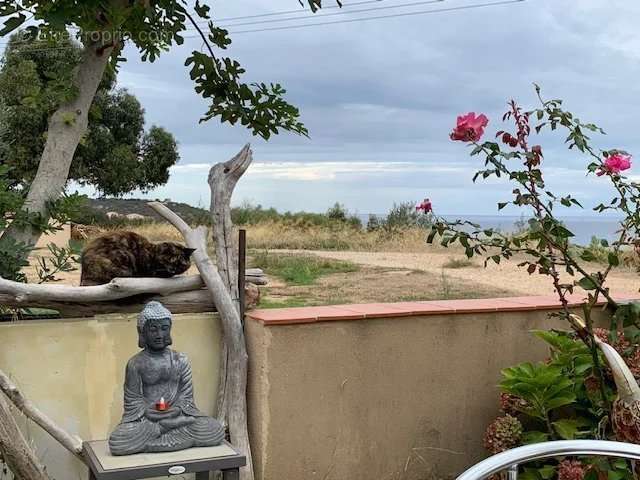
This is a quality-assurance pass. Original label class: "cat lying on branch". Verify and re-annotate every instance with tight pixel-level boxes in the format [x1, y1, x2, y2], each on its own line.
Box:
[80, 231, 195, 286]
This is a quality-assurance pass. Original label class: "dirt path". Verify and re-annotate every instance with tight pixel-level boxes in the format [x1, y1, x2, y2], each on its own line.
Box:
[271, 249, 640, 297]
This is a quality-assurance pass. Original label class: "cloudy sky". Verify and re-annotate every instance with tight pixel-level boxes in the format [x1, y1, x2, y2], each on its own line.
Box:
[72, 0, 640, 215]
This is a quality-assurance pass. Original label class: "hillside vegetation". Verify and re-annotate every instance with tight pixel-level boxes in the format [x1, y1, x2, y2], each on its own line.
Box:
[73, 199, 437, 252]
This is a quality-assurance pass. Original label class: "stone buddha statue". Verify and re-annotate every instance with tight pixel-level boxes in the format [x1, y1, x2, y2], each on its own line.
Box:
[108, 301, 224, 456]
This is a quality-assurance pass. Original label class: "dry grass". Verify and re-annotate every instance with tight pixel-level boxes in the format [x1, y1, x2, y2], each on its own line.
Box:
[121, 221, 438, 252]
[120, 222, 186, 243]
[259, 265, 514, 308]
[69, 212, 469, 256]
[442, 257, 476, 269]
[242, 222, 436, 252]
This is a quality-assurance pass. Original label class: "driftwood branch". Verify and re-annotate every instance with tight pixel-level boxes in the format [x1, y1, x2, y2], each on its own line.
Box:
[209, 143, 252, 309]
[0, 271, 264, 317]
[0, 275, 203, 304]
[208, 145, 254, 480]
[0, 392, 50, 480]
[0, 288, 215, 318]
[148, 197, 254, 480]
[209, 144, 252, 445]
[0, 369, 83, 457]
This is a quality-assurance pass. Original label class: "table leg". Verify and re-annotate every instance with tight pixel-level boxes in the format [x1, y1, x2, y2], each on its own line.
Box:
[222, 468, 240, 480]
[88, 469, 97, 480]
[195, 472, 210, 480]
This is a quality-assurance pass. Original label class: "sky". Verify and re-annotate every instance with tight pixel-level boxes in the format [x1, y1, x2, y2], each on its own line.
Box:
[61, 1, 640, 215]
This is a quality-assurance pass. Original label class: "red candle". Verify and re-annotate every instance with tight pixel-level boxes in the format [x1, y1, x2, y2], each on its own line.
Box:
[156, 397, 168, 411]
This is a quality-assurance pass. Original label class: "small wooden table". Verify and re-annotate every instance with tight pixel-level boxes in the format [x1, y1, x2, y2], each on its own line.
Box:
[83, 440, 246, 480]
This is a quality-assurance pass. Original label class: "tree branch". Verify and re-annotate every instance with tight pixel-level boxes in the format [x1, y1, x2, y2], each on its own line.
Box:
[0, 391, 50, 480]
[0, 274, 203, 304]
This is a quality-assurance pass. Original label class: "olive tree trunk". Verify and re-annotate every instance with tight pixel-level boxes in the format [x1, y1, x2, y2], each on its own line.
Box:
[0, 41, 113, 247]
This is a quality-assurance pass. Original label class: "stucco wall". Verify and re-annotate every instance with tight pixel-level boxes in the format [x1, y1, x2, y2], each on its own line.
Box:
[0, 312, 222, 480]
[246, 302, 609, 480]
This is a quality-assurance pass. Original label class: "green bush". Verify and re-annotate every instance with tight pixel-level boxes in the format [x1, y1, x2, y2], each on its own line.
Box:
[231, 201, 362, 229]
[485, 329, 634, 479]
[371, 201, 433, 233]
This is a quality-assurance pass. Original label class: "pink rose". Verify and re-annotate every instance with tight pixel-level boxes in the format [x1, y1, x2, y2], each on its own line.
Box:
[416, 198, 432, 213]
[450, 112, 489, 142]
[597, 153, 632, 176]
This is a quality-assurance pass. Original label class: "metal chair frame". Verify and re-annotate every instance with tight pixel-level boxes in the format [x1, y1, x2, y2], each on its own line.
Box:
[456, 440, 640, 480]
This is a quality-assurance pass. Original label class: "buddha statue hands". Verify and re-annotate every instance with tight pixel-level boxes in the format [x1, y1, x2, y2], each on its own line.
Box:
[108, 301, 224, 456]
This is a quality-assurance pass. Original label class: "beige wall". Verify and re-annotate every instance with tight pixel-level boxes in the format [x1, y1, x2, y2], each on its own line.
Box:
[0, 312, 222, 480]
[0, 305, 609, 480]
[246, 308, 608, 480]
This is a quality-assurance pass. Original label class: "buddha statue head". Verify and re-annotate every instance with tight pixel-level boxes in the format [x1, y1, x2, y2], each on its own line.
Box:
[137, 301, 173, 350]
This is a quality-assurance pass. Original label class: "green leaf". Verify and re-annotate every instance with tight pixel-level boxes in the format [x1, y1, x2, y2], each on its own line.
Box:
[553, 224, 575, 238]
[608, 252, 620, 267]
[498, 202, 508, 211]
[608, 471, 625, 480]
[584, 471, 598, 480]
[521, 431, 548, 444]
[577, 276, 597, 291]
[545, 395, 577, 410]
[194, 0, 211, 18]
[0, 13, 26, 36]
[519, 468, 542, 480]
[538, 465, 556, 480]
[552, 418, 590, 440]
[611, 459, 628, 470]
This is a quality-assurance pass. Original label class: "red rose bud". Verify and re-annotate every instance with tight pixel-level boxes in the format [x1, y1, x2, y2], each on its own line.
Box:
[501, 133, 511, 144]
[509, 138, 518, 148]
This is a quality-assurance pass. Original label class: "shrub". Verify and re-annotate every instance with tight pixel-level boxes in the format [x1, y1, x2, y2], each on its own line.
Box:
[431, 86, 640, 478]
[382, 201, 433, 232]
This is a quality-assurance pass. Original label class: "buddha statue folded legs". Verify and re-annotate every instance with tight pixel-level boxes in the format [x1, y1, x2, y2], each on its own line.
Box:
[108, 301, 225, 456]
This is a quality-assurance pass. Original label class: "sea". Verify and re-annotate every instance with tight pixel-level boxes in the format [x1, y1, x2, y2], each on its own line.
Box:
[358, 214, 624, 247]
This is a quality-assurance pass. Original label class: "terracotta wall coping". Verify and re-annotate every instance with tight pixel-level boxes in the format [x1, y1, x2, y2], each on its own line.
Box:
[246, 295, 638, 326]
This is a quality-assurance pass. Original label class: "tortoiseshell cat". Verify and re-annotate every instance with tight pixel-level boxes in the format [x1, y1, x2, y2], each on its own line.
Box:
[80, 231, 195, 285]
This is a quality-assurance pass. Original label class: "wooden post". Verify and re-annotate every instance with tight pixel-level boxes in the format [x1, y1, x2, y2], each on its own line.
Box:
[238, 229, 246, 325]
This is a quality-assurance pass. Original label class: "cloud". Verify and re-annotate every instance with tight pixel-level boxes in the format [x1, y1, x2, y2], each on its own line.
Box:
[171, 160, 468, 181]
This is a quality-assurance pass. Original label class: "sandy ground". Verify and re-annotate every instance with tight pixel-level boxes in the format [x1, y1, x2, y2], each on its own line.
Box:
[270, 248, 640, 297]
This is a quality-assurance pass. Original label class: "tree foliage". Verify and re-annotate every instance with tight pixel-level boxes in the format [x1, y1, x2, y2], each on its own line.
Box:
[0, 34, 179, 196]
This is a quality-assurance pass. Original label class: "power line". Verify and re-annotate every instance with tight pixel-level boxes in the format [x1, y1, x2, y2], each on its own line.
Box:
[208, 0, 384, 23]
[0, 0, 526, 49]
[213, 0, 443, 29]
[225, 0, 526, 35]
